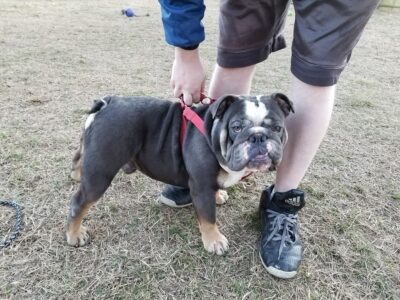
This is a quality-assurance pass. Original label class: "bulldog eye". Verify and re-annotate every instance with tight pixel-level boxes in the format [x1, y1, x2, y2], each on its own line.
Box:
[272, 125, 282, 132]
[232, 125, 242, 133]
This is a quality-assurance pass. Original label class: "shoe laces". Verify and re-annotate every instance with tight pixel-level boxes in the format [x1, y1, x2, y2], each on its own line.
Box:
[264, 209, 298, 259]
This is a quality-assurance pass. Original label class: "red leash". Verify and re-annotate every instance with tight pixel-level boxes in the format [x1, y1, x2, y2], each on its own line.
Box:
[179, 93, 216, 146]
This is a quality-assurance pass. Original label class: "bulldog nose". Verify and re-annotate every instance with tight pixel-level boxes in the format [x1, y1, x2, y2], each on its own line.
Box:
[249, 133, 267, 144]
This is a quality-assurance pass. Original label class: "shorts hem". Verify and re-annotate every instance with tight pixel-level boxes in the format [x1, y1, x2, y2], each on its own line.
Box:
[291, 53, 345, 87]
[217, 35, 286, 68]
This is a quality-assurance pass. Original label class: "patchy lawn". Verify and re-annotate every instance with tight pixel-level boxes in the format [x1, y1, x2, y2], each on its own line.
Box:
[1, 1, 399, 299]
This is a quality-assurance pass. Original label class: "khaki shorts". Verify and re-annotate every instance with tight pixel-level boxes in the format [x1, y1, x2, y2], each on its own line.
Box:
[217, 0, 379, 86]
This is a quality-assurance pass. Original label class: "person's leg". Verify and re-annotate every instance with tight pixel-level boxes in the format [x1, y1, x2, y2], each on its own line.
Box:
[257, 76, 335, 279]
[209, 65, 256, 98]
[274, 75, 335, 192]
[274, 0, 379, 193]
[259, 0, 380, 279]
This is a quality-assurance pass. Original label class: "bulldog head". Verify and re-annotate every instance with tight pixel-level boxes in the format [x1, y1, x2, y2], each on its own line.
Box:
[205, 93, 294, 172]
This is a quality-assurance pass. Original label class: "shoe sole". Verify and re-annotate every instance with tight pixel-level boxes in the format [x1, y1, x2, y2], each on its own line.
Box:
[258, 251, 297, 279]
[159, 194, 193, 208]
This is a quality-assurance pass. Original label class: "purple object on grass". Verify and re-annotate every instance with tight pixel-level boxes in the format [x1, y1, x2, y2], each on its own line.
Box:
[122, 8, 134, 17]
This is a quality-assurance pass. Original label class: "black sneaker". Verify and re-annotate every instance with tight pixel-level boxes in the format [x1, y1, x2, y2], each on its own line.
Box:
[160, 185, 192, 208]
[259, 185, 305, 279]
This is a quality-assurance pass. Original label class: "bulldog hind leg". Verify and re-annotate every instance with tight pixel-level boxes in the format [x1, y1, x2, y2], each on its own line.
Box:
[66, 154, 122, 247]
[66, 187, 94, 247]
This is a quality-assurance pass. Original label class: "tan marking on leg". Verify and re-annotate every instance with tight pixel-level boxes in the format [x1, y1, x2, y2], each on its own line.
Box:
[198, 219, 229, 255]
[70, 158, 82, 181]
[215, 189, 229, 205]
[66, 204, 92, 247]
[70, 135, 84, 181]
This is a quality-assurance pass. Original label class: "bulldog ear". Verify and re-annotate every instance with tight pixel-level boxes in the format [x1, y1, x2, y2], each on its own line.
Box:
[272, 93, 294, 117]
[210, 95, 239, 119]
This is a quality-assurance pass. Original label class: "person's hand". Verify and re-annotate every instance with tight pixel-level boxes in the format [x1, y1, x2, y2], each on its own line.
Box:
[171, 47, 206, 105]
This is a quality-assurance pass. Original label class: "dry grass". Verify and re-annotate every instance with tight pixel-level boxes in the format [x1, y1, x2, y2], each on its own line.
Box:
[1, 1, 399, 299]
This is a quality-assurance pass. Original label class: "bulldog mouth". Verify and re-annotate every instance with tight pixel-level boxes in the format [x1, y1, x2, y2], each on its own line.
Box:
[254, 154, 268, 160]
[247, 155, 272, 171]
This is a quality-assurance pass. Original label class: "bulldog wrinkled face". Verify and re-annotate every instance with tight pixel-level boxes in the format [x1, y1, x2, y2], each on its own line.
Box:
[213, 95, 292, 172]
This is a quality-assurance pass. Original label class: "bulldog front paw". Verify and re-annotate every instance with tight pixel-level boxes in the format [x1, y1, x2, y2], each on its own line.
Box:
[66, 226, 90, 247]
[202, 230, 229, 255]
[216, 190, 229, 205]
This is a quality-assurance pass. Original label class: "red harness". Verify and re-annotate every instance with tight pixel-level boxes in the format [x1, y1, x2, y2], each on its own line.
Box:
[179, 94, 216, 145]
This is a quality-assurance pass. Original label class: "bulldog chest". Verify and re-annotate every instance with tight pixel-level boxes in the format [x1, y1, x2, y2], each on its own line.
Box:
[217, 167, 253, 188]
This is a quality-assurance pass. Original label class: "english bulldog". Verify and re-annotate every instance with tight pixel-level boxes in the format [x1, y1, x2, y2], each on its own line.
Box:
[66, 93, 294, 255]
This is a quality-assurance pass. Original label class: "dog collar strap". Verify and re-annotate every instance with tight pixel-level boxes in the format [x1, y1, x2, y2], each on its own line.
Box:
[179, 94, 216, 146]
[183, 106, 206, 134]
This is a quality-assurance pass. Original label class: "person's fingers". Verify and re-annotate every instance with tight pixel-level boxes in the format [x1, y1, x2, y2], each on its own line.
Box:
[199, 79, 206, 101]
[183, 92, 193, 106]
[173, 86, 182, 98]
[200, 78, 205, 94]
[191, 91, 201, 104]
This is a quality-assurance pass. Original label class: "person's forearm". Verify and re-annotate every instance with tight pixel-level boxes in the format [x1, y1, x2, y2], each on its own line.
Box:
[171, 47, 205, 105]
[175, 47, 200, 62]
[158, 0, 206, 104]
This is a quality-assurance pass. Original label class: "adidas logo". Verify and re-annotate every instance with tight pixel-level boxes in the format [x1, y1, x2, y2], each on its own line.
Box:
[285, 196, 302, 207]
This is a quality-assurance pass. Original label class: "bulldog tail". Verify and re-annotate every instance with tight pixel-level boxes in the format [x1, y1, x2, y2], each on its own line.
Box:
[72, 97, 113, 181]
[88, 96, 112, 114]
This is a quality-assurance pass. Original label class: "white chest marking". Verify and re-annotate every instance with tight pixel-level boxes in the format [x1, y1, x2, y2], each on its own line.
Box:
[245, 100, 268, 125]
[217, 164, 253, 188]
